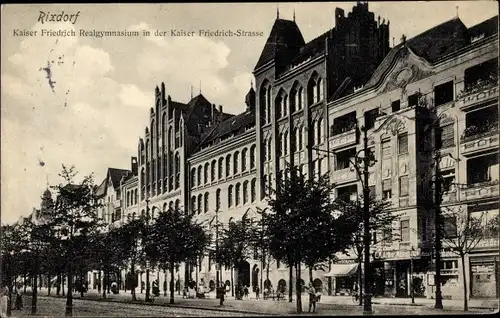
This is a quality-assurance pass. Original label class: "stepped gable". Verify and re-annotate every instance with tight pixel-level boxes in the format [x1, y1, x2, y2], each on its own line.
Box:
[254, 18, 305, 70]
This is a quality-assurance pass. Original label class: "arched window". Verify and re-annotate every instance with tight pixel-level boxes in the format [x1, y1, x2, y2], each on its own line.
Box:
[233, 151, 240, 174]
[317, 78, 324, 102]
[251, 178, 256, 202]
[284, 130, 289, 155]
[216, 189, 221, 211]
[211, 160, 216, 182]
[282, 93, 288, 117]
[191, 196, 196, 214]
[250, 145, 256, 169]
[297, 87, 303, 110]
[307, 74, 319, 106]
[197, 166, 202, 186]
[204, 192, 209, 213]
[311, 120, 318, 145]
[218, 158, 224, 179]
[134, 189, 138, 205]
[191, 168, 196, 188]
[197, 194, 203, 215]
[318, 157, 323, 179]
[204, 163, 209, 184]
[302, 126, 307, 150]
[226, 154, 231, 177]
[243, 180, 249, 204]
[235, 183, 241, 206]
[292, 128, 298, 152]
[277, 133, 283, 158]
[318, 117, 324, 144]
[228, 185, 234, 207]
[267, 138, 272, 161]
[260, 82, 272, 124]
[175, 153, 180, 173]
[242, 148, 248, 171]
[275, 93, 282, 119]
[290, 85, 297, 113]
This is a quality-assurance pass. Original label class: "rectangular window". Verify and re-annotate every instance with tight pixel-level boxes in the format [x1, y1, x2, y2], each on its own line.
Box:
[391, 100, 400, 112]
[364, 108, 379, 130]
[436, 124, 455, 149]
[400, 220, 410, 242]
[382, 179, 392, 200]
[443, 216, 457, 238]
[441, 169, 455, 192]
[368, 185, 376, 199]
[434, 81, 454, 106]
[335, 148, 356, 170]
[382, 139, 391, 158]
[398, 133, 408, 155]
[399, 176, 409, 197]
[408, 93, 419, 107]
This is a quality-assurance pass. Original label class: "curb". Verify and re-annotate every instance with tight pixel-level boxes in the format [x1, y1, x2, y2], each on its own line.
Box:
[371, 301, 496, 311]
[37, 295, 275, 316]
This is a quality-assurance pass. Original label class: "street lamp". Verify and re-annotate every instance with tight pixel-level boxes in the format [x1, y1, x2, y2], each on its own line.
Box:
[310, 125, 376, 314]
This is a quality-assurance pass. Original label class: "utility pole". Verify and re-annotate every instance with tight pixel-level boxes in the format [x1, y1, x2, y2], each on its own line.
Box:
[433, 152, 444, 309]
[361, 126, 373, 315]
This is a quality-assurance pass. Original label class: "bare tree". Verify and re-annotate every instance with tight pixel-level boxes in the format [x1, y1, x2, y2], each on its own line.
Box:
[440, 205, 498, 311]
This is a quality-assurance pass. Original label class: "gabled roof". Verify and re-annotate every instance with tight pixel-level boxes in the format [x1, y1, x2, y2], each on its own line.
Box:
[468, 15, 498, 39]
[200, 111, 255, 147]
[405, 17, 469, 62]
[292, 29, 331, 65]
[255, 19, 305, 70]
[108, 168, 131, 189]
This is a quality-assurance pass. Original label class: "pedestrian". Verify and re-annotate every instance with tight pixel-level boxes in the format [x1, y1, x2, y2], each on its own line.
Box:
[0, 286, 10, 317]
[219, 284, 225, 306]
[15, 284, 23, 310]
[255, 285, 260, 300]
[308, 281, 317, 313]
[244, 285, 249, 299]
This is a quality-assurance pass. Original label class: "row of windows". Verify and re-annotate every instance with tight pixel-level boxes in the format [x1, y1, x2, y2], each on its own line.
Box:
[191, 179, 257, 213]
[126, 189, 138, 207]
[191, 145, 257, 188]
[260, 74, 324, 124]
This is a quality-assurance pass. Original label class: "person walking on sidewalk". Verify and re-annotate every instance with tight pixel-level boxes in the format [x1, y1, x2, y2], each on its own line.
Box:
[255, 285, 260, 300]
[308, 281, 317, 313]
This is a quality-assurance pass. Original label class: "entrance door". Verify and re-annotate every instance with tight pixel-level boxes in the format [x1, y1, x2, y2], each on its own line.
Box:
[252, 265, 259, 291]
[236, 260, 251, 287]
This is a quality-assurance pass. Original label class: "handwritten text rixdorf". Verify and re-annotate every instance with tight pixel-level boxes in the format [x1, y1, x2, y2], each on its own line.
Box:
[38, 11, 81, 25]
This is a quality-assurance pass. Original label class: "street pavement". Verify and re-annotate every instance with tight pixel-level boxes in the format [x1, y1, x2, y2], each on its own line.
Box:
[14, 288, 498, 316]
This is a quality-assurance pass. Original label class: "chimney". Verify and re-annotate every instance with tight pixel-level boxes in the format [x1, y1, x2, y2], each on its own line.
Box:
[131, 157, 138, 175]
[219, 105, 223, 113]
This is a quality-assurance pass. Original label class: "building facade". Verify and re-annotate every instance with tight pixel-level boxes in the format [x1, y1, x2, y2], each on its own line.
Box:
[90, 3, 498, 300]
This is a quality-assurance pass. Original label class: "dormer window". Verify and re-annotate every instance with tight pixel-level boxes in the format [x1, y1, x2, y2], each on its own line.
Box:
[471, 33, 485, 43]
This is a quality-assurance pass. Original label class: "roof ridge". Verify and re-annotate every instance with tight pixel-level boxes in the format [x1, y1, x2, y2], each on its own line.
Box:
[406, 16, 463, 43]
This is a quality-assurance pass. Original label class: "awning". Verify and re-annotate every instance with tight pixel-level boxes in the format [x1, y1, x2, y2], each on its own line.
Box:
[324, 263, 359, 277]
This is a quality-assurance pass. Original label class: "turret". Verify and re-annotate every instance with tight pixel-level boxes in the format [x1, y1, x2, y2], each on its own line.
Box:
[245, 83, 256, 112]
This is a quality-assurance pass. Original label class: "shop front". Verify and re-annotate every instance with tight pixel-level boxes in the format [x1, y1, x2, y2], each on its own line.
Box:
[324, 262, 359, 296]
[470, 255, 499, 299]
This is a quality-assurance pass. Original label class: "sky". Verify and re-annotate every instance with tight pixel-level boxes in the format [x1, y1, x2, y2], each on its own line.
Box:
[1, 1, 497, 225]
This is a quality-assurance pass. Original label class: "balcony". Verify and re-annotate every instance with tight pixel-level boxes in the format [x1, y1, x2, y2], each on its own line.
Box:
[460, 123, 499, 155]
[330, 128, 357, 150]
[331, 168, 358, 184]
[456, 77, 498, 110]
[460, 180, 499, 202]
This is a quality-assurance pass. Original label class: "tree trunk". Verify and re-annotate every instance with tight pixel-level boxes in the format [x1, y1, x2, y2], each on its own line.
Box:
[107, 271, 111, 293]
[62, 275, 66, 297]
[231, 267, 234, 297]
[169, 262, 175, 304]
[23, 273, 27, 294]
[7, 279, 13, 317]
[80, 269, 84, 298]
[48, 273, 52, 296]
[102, 267, 107, 299]
[56, 274, 61, 296]
[358, 257, 363, 306]
[131, 262, 137, 301]
[65, 266, 73, 316]
[32, 265, 38, 315]
[461, 253, 468, 311]
[289, 265, 293, 302]
[164, 269, 167, 297]
[295, 262, 302, 313]
[39, 273, 43, 290]
[146, 268, 150, 302]
[309, 266, 313, 283]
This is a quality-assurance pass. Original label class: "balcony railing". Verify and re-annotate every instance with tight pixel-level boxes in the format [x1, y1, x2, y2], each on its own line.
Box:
[329, 128, 357, 150]
[460, 180, 499, 201]
[331, 167, 358, 184]
[456, 76, 499, 109]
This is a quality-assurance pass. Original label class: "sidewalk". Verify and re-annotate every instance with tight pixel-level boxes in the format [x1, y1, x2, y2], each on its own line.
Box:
[30, 287, 498, 314]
